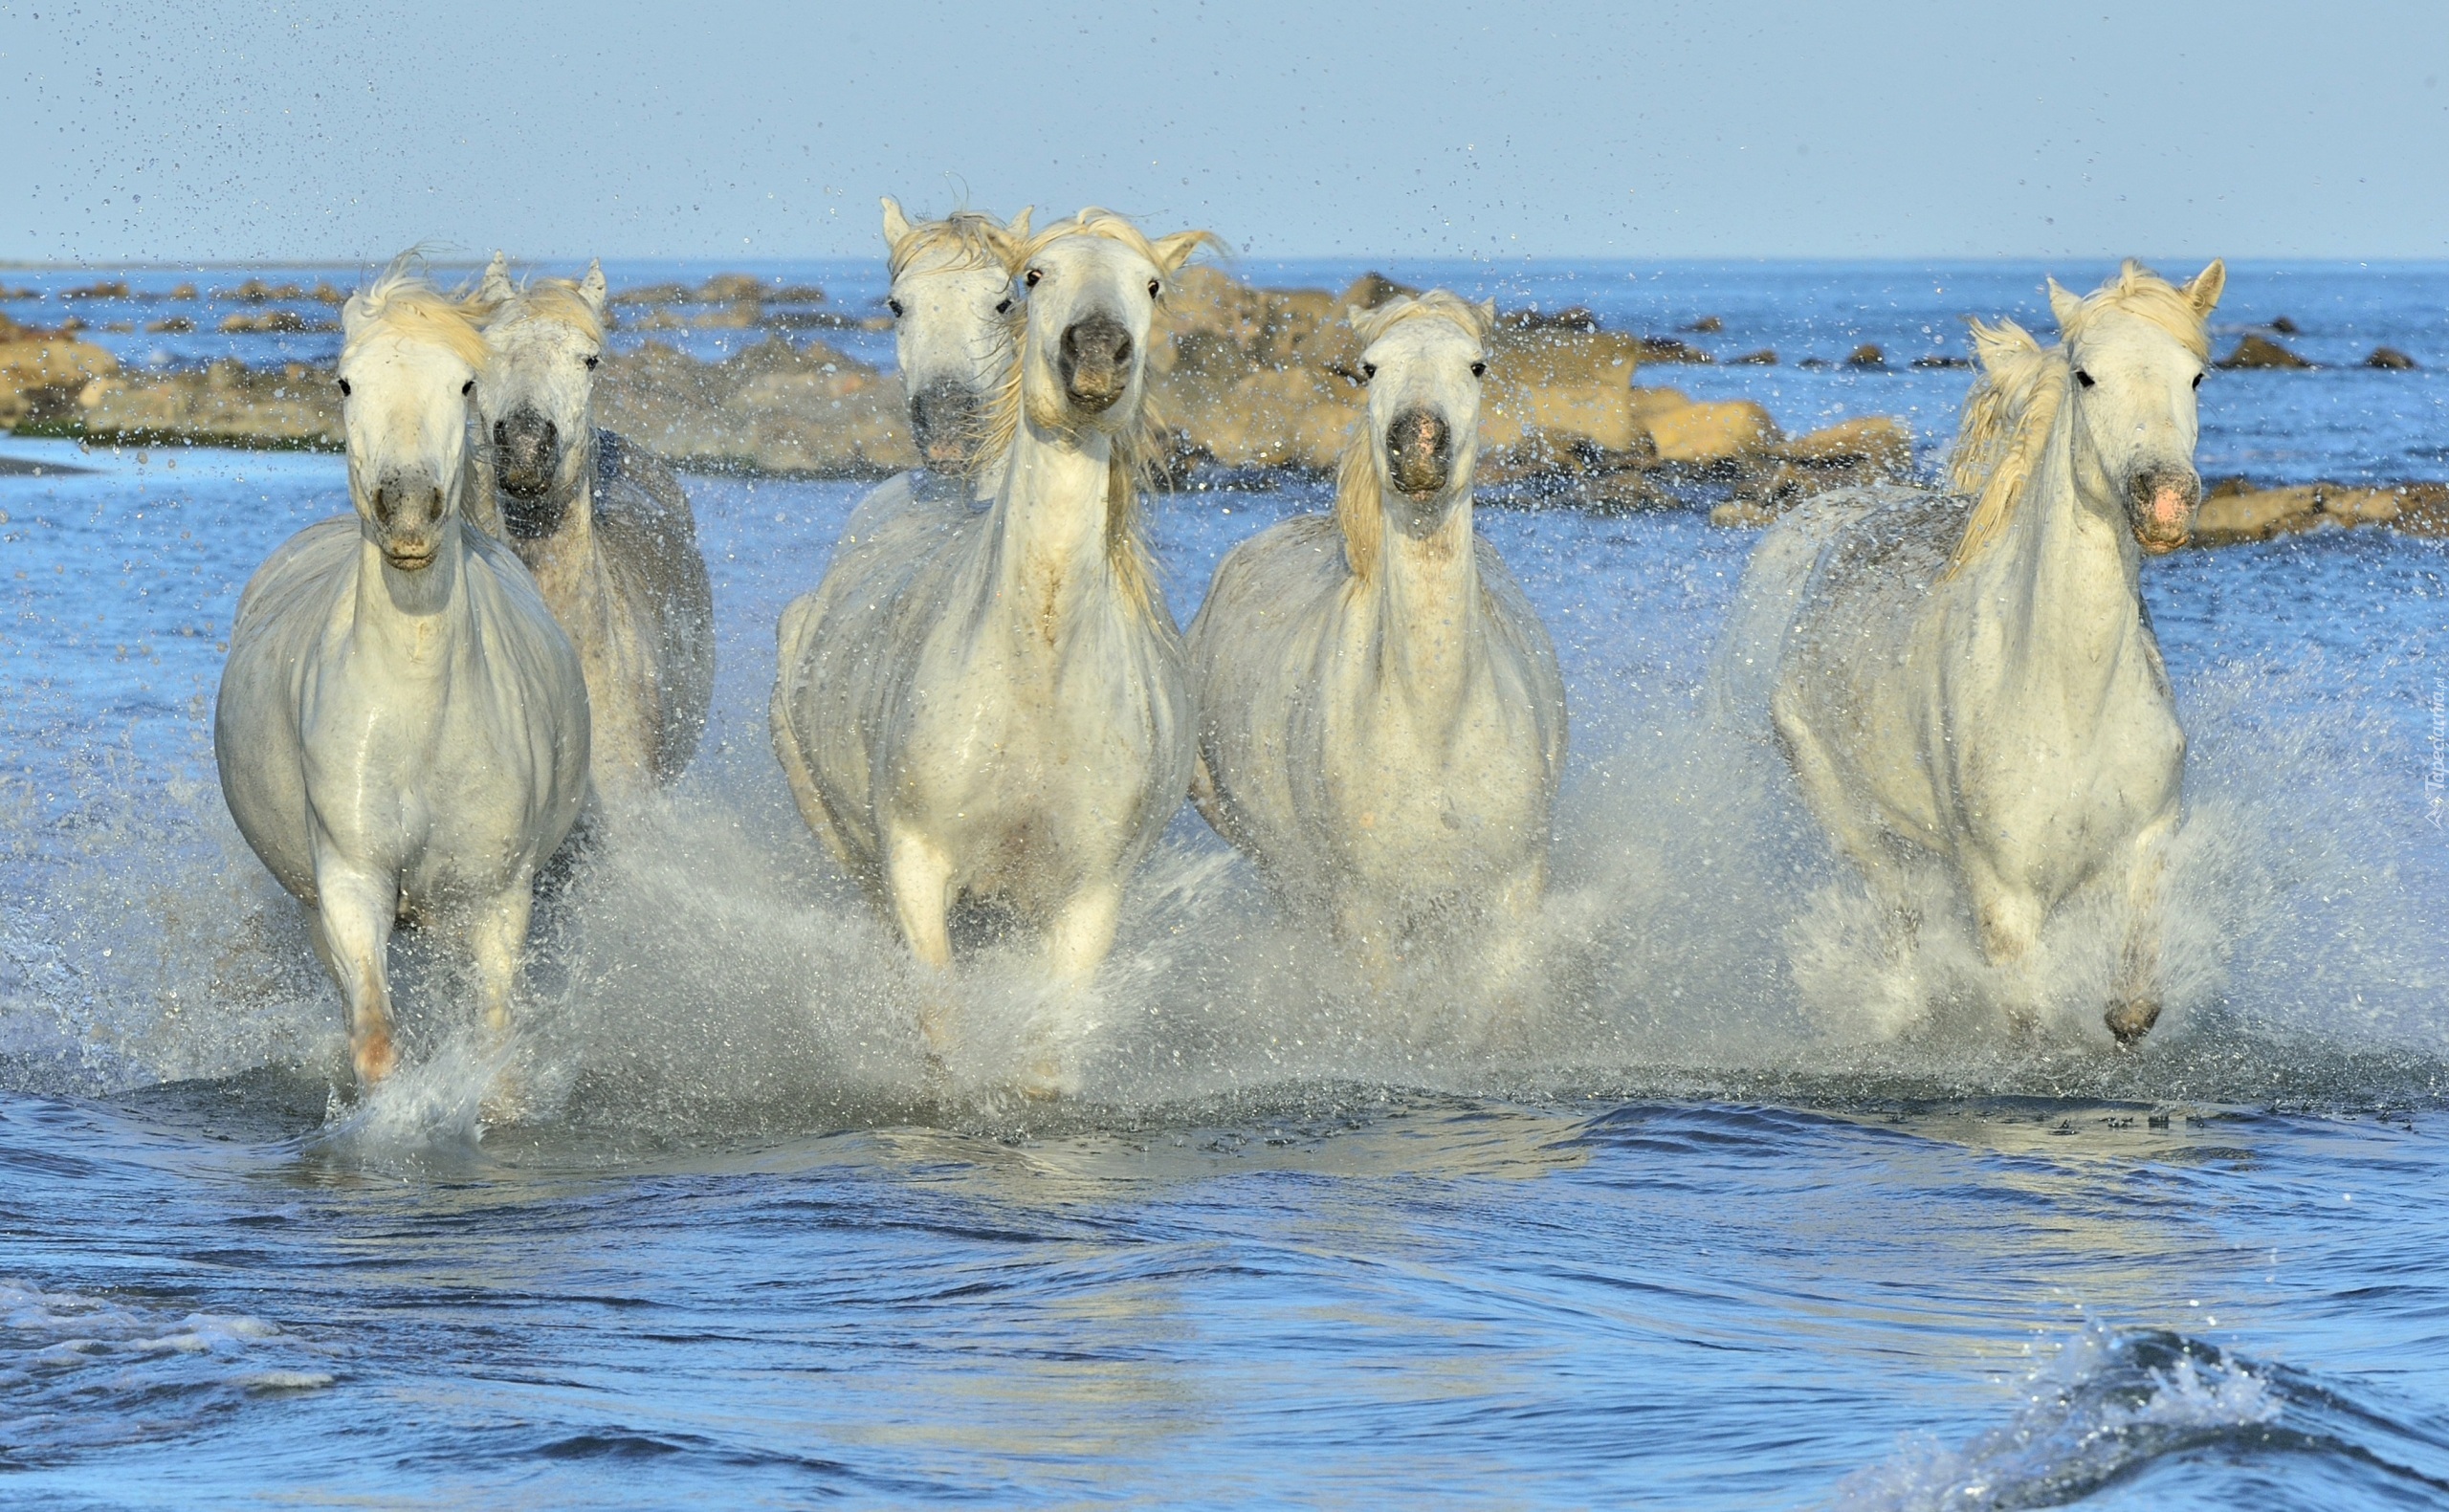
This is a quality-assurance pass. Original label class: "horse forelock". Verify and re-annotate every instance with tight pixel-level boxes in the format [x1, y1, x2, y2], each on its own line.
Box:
[2070, 260, 2212, 362]
[1352, 290, 1493, 348]
[493, 277, 605, 345]
[888, 211, 1022, 281]
[344, 263, 494, 372]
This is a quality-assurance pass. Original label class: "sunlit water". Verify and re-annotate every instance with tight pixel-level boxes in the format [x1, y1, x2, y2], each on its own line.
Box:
[3, 262, 2448, 1507]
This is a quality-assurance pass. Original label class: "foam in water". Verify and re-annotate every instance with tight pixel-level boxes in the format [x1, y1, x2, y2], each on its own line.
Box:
[1830, 1322, 2284, 1510]
[9, 634, 2444, 1145]
[0, 1277, 332, 1458]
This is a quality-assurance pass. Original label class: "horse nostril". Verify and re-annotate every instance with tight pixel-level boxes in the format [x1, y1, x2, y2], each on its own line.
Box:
[1111, 333, 1132, 363]
[493, 421, 510, 447]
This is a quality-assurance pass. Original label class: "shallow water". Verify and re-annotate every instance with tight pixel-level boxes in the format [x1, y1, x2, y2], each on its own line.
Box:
[4, 261, 2449, 1506]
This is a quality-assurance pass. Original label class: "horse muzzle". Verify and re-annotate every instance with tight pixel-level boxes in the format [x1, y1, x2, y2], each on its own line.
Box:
[1385, 406, 1453, 496]
[492, 407, 562, 504]
[1057, 314, 1134, 413]
[369, 471, 447, 571]
[2128, 465, 2199, 555]
[909, 378, 980, 467]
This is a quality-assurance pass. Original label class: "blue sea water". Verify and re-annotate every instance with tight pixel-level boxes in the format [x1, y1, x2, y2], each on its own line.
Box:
[1, 261, 2447, 1508]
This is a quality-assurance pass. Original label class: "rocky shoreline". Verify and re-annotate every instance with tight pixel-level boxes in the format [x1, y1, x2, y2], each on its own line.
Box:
[1, 271, 2440, 546]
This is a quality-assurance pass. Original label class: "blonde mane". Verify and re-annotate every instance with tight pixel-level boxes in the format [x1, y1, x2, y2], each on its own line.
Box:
[1335, 294, 1491, 581]
[343, 261, 495, 370]
[497, 276, 605, 344]
[1945, 260, 2213, 576]
[974, 209, 1223, 622]
[887, 209, 1028, 281]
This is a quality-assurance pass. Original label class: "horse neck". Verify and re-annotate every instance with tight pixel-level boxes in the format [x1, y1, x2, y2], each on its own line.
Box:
[1365, 486, 1482, 710]
[982, 412, 1123, 640]
[351, 518, 471, 669]
[1970, 400, 2147, 693]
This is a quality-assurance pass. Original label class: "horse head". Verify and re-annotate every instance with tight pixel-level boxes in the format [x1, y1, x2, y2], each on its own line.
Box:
[474, 253, 607, 539]
[338, 265, 491, 574]
[1007, 209, 1214, 440]
[2050, 258, 2225, 555]
[881, 199, 1031, 471]
[1348, 292, 1496, 541]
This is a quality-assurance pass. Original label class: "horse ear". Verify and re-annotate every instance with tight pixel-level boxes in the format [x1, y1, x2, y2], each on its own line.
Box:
[2184, 259, 2227, 318]
[2045, 277, 2082, 330]
[479, 252, 514, 303]
[342, 289, 375, 340]
[579, 259, 608, 316]
[1005, 206, 1033, 240]
[880, 196, 914, 252]
[1149, 229, 1215, 274]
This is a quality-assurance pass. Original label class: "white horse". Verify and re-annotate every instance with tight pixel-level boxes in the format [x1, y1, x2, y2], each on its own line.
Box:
[216, 267, 590, 1087]
[1716, 259, 2225, 1043]
[770, 209, 1213, 1085]
[1187, 293, 1567, 960]
[475, 253, 715, 802]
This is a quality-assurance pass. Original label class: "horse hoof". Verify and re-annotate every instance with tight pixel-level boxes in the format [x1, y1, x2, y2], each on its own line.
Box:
[2105, 998, 2161, 1046]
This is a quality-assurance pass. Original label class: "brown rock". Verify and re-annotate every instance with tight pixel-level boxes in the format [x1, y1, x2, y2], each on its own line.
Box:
[2267, 316, 2301, 335]
[1634, 336, 1712, 364]
[214, 278, 307, 303]
[1644, 400, 1779, 464]
[1776, 416, 1913, 472]
[167, 283, 197, 300]
[147, 316, 195, 334]
[62, 280, 132, 300]
[218, 310, 334, 335]
[1845, 343, 1886, 368]
[0, 322, 121, 427]
[696, 273, 767, 303]
[1337, 272, 1419, 313]
[1729, 349, 1777, 365]
[1682, 316, 1724, 333]
[612, 282, 693, 306]
[2365, 347, 2418, 370]
[2216, 334, 2311, 370]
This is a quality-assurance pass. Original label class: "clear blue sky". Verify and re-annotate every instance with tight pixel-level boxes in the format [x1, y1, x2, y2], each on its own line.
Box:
[4, 0, 2444, 264]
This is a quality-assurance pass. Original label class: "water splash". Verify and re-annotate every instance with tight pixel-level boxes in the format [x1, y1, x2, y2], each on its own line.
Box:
[1830, 1322, 2284, 1510]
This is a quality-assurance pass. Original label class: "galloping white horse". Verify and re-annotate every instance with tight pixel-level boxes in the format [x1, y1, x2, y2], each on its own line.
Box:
[1187, 293, 1567, 958]
[771, 209, 1213, 1083]
[216, 267, 590, 1087]
[475, 254, 715, 801]
[1717, 259, 2224, 1043]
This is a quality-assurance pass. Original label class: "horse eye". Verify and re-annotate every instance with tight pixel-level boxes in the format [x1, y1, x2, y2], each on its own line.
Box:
[584, 354, 600, 370]
[1470, 361, 1488, 378]
[461, 380, 474, 396]
[887, 298, 904, 318]
[1147, 279, 1160, 298]
[995, 297, 1013, 314]
[2075, 368, 2096, 388]
[1025, 269, 1043, 288]
[1361, 362, 1377, 382]
[2192, 372, 2204, 390]
[336, 378, 351, 398]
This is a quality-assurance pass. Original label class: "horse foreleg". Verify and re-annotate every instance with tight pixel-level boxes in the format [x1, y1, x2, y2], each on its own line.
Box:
[470, 879, 538, 1124]
[1025, 882, 1124, 1101]
[1962, 858, 2045, 1037]
[884, 827, 959, 1059]
[2106, 816, 2177, 1046]
[470, 880, 536, 1040]
[313, 865, 400, 1087]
